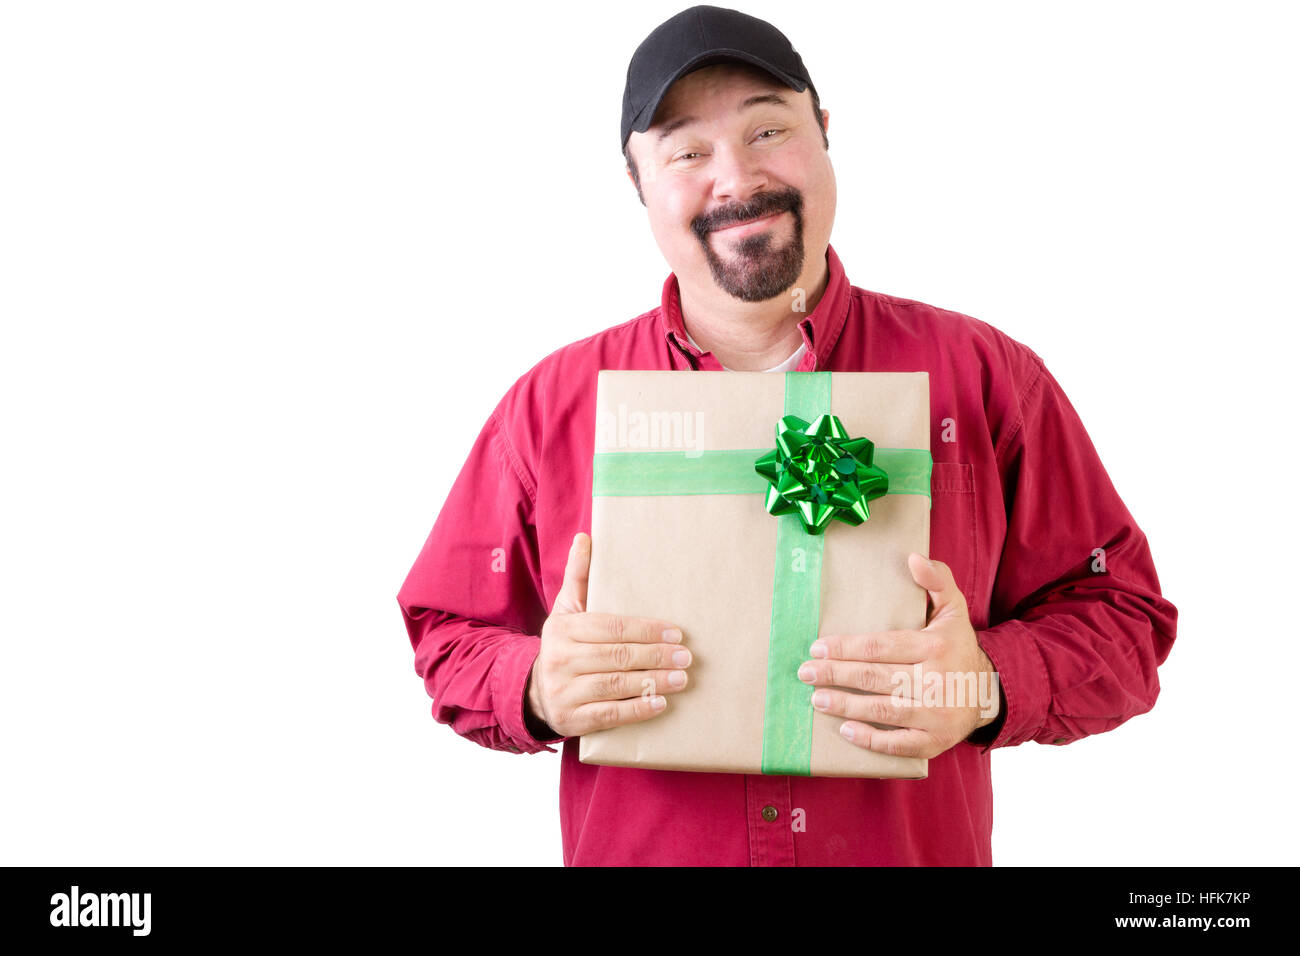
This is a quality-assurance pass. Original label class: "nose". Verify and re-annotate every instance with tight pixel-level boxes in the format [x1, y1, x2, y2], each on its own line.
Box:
[709, 142, 770, 205]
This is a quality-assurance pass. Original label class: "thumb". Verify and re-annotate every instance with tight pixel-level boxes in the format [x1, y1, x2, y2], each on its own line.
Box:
[908, 552, 967, 623]
[553, 532, 591, 615]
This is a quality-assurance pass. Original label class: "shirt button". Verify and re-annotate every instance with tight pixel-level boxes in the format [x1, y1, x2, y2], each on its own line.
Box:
[761, 805, 779, 822]
[1053, 737, 1067, 745]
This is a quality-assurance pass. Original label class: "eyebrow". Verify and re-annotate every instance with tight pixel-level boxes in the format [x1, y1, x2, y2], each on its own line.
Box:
[655, 92, 792, 142]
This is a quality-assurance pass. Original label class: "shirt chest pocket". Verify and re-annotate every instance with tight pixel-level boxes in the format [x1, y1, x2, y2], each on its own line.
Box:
[929, 461, 978, 619]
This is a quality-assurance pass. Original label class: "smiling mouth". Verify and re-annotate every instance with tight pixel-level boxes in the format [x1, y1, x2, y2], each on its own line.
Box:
[713, 211, 784, 233]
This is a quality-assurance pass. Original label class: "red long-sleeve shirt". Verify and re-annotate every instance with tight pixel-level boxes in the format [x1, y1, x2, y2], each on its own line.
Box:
[396, 244, 1178, 866]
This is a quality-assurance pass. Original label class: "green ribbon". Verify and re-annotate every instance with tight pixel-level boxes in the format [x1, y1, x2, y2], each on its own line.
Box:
[590, 372, 932, 776]
[591, 447, 930, 497]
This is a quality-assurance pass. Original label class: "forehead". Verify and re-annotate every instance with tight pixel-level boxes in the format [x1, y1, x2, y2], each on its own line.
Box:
[649, 62, 794, 127]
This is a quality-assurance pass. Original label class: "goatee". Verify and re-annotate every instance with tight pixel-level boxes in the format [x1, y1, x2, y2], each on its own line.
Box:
[691, 187, 805, 302]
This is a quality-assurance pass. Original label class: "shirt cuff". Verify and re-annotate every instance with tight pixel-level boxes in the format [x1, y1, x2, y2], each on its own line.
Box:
[968, 619, 1053, 753]
[490, 633, 565, 754]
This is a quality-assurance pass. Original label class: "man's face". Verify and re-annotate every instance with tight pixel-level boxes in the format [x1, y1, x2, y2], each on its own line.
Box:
[626, 63, 835, 303]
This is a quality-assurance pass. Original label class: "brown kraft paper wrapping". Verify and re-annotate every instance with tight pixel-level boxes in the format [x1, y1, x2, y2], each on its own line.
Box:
[580, 369, 931, 779]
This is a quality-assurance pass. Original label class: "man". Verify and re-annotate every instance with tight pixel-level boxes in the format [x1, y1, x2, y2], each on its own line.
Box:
[396, 5, 1177, 865]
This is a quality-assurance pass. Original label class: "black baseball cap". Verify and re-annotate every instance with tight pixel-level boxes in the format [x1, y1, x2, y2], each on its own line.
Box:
[620, 5, 817, 151]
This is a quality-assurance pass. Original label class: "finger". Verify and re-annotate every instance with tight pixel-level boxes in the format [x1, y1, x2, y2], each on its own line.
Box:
[811, 688, 937, 731]
[797, 659, 916, 698]
[569, 640, 691, 675]
[837, 720, 937, 759]
[572, 668, 691, 704]
[551, 532, 591, 615]
[563, 611, 683, 645]
[569, 692, 669, 734]
[908, 552, 968, 624]
[812, 629, 929, 664]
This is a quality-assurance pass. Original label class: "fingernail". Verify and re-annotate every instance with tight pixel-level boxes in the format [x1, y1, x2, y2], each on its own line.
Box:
[797, 665, 815, 683]
[672, 649, 691, 667]
[813, 690, 830, 709]
[810, 641, 827, 659]
[667, 670, 687, 687]
[650, 695, 667, 711]
[839, 722, 855, 741]
[663, 628, 682, 643]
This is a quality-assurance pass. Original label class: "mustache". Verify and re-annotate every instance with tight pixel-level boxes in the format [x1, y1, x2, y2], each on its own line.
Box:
[690, 188, 803, 241]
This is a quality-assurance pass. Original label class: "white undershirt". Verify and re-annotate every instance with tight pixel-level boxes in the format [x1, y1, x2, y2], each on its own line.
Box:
[685, 331, 807, 372]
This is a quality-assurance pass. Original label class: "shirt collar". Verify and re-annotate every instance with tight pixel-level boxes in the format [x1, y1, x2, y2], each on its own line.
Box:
[660, 243, 852, 371]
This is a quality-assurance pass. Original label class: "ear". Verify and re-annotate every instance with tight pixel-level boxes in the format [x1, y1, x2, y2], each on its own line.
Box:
[820, 108, 830, 137]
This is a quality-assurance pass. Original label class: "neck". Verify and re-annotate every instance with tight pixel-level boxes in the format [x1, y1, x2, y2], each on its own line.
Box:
[678, 248, 830, 371]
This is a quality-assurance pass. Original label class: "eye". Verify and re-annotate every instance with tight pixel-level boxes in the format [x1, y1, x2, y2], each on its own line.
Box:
[757, 128, 785, 139]
[674, 151, 703, 162]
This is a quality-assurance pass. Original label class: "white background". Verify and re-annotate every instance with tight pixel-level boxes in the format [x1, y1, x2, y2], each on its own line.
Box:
[2, 0, 1296, 866]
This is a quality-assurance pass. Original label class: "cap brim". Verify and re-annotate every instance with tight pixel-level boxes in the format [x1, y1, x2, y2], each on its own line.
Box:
[624, 49, 807, 148]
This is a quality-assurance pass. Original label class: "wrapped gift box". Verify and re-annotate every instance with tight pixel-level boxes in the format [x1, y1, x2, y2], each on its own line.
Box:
[580, 370, 933, 779]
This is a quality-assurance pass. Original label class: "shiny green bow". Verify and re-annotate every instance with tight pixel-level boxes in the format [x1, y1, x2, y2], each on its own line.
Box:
[753, 413, 890, 535]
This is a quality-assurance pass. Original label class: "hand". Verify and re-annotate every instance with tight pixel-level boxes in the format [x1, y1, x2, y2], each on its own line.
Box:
[797, 553, 1000, 759]
[524, 532, 692, 738]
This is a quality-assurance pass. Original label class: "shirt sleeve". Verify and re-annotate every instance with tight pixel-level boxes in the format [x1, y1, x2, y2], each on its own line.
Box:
[968, 350, 1178, 752]
[396, 399, 565, 755]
